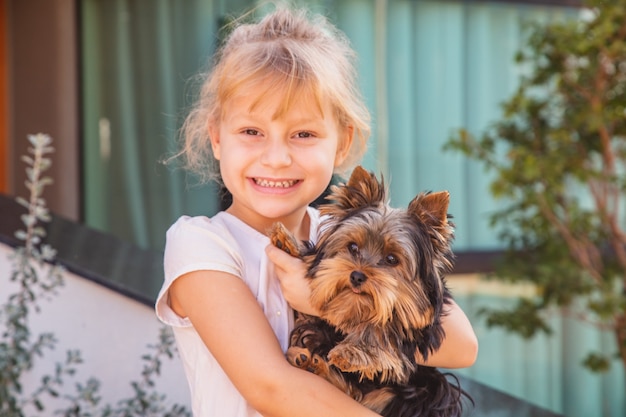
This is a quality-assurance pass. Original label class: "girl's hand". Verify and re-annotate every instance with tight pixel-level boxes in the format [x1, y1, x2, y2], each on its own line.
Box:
[265, 244, 319, 316]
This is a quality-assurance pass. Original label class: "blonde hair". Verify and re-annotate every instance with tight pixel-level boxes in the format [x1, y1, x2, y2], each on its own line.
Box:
[176, 5, 371, 184]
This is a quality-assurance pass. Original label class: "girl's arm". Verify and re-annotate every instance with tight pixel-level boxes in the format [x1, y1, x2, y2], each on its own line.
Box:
[266, 244, 478, 369]
[169, 270, 380, 417]
[418, 298, 478, 368]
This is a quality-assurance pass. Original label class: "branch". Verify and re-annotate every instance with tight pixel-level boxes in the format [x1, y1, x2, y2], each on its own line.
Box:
[559, 306, 615, 332]
[535, 191, 604, 283]
[587, 53, 626, 274]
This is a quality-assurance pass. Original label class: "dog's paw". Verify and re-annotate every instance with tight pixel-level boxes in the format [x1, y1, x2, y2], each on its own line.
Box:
[287, 346, 311, 368]
[327, 344, 379, 380]
[329, 342, 410, 383]
[268, 222, 301, 257]
[286, 347, 329, 376]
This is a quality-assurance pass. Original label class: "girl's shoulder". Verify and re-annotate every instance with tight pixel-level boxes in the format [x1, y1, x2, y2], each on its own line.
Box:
[167, 207, 321, 246]
[167, 212, 245, 238]
[166, 211, 274, 251]
[162, 213, 249, 287]
[168, 211, 234, 230]
[164, 213, 241, 256]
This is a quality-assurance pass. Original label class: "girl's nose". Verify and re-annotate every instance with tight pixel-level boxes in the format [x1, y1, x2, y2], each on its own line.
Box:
[260, 137, 292, 167]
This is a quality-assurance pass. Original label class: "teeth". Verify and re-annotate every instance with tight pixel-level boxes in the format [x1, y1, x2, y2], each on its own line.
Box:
[255, 178, 297, 188]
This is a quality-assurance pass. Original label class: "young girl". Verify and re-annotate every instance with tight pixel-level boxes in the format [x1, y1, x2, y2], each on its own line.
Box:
[156, 5, 477, 417]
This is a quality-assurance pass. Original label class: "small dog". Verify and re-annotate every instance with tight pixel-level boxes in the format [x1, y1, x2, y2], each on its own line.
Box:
[269, 166, 471, 417]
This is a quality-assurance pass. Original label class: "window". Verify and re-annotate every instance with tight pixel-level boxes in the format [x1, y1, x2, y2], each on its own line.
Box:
[80, 0, 575, 253]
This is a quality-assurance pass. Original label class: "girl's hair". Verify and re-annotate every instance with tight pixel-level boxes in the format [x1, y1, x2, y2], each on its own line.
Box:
[176, 5, 371, 184]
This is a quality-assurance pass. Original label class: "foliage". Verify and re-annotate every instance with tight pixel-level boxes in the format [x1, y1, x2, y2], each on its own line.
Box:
[0, 133, 190, 416]
[445, 0, 626, 373]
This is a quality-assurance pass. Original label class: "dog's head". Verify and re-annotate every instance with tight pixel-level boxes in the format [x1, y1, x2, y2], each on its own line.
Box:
[306, 166, 454, 334]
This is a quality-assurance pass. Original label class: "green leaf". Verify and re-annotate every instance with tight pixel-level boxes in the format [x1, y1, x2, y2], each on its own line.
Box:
[582, 352, 612, 372]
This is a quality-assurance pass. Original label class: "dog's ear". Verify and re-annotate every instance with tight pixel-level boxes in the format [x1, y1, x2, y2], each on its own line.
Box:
[409, 191, 455, 286]
[408, 191, 450, 228]
[322, 166, 386, 215]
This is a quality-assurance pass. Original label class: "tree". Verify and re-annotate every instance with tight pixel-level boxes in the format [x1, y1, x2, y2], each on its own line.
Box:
[446, 0, 626, 372]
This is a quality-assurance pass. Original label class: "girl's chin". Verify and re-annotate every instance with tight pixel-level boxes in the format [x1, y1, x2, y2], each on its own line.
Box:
[255, 205, 302, 221]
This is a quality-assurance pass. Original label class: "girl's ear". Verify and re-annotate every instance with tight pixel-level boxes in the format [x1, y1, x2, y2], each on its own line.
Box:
[209, 124, 221, 160]
[334, 125, 354, 167]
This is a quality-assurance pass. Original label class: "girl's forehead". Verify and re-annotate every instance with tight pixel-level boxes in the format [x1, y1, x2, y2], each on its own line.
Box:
[223, 79, 329, 120]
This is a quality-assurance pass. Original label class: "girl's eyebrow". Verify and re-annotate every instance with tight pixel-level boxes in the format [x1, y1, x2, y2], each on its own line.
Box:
[285, 116, 326, 125]
[224, 112, 259, 124]
[227, 111, 326, 126]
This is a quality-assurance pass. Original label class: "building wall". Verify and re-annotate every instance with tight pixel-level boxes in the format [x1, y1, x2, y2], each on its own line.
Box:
[0, 0, 9, 194]
[0, 243, 191, 413]
[5, 0, 80, 220]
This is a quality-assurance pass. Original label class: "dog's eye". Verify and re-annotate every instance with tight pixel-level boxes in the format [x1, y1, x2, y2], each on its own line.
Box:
[348, 242, 359, 257]
[384, 254, 399, 265]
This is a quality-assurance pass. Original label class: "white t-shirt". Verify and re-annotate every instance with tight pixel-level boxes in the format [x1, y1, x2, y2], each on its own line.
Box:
[155, 207, 320, 417]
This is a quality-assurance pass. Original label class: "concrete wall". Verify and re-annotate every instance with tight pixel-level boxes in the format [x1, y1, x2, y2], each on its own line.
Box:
[0, 242, 191, 414]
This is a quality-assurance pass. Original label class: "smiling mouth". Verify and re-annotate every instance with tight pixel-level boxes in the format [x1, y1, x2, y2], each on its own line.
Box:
[254, 178, 300, 188]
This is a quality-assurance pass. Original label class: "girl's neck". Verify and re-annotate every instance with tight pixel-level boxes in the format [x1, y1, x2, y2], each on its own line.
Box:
[225, 205, 311, 241]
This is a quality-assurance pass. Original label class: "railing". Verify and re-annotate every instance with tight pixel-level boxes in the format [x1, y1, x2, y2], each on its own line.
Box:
[459, 376, 563, 417]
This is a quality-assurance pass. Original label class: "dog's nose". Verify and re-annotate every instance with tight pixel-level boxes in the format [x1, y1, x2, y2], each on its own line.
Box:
[350, 271, 367, 287]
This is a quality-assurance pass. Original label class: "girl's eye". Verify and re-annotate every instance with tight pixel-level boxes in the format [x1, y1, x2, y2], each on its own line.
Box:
[243, 129, 260, 136]
[384, 254, 399, 266]
[295, 131, 314, 139]
[348, 242, 359, 257]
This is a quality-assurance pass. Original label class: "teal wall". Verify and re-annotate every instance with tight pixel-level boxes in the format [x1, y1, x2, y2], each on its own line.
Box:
[454, 288, 625, 417]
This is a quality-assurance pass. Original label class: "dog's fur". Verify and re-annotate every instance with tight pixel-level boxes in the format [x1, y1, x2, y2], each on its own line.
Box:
[269, 166, 471, 416]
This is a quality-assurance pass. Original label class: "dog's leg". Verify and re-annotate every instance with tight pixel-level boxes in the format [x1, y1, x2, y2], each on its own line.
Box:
[286, 347, 325, 373]
[268, 222, 302, 257]
[286, 347, 345, 388]
[287, 347, 368, 404]
[327, 333, 410, 384]
[361, 388, 396, 415]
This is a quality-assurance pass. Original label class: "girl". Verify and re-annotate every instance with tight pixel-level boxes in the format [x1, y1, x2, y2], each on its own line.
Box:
[156, 5, 478, 417]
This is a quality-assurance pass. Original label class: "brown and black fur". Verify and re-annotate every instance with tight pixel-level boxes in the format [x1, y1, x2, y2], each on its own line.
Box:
[269, 166, 471, 417]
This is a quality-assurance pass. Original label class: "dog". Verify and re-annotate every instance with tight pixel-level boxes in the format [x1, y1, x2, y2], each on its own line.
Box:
[269, 166, 471, 417]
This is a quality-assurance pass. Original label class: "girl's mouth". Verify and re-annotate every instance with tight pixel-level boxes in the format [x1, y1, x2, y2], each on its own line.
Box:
[253, 178, 300, 188]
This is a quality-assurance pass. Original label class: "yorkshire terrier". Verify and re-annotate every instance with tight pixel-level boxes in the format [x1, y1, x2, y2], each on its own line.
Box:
[269, 166, 471, 417]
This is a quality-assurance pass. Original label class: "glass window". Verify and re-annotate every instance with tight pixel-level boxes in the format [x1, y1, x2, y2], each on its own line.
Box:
[80, 0, 577, 252]
[81, 0, 228, 250]
[332, 0, 576, 250]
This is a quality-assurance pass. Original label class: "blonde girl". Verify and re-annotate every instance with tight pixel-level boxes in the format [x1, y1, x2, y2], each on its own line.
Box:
[156, 5, 477, 416]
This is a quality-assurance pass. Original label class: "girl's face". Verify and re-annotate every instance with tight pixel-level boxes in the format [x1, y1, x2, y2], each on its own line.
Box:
[210, 86, 353, 237]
